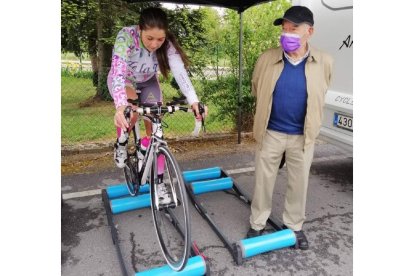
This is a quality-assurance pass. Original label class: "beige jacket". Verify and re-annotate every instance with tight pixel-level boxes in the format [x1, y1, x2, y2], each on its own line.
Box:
[252, 45, 333, 150]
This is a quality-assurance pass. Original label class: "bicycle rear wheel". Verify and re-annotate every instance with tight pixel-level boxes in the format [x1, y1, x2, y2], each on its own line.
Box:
[150, 145, 190, 271]
[123, 128, 140, 196]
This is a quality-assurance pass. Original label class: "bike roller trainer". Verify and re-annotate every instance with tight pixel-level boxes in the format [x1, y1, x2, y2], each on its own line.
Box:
[182, 167, 296, 265]
[102, 183, 209, 276]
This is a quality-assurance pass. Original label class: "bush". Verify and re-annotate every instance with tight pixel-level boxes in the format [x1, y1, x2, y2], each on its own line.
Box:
[201, 75, 255, 132]
[61, 66, 94, 79]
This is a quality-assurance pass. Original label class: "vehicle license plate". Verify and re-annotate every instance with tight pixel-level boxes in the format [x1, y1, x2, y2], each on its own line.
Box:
[333, 113, 353, 131]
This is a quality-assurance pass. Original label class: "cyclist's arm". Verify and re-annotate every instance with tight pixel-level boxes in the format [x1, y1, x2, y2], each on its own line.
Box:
[167, 42, 199, 106]
[109, 27, 135, 109]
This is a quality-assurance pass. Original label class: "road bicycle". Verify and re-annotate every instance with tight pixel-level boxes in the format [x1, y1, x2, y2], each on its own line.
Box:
[120, 99, 205, 271]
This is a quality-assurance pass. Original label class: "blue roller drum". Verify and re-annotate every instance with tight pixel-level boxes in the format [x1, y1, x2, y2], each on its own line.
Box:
[191, 177, 233, 195]
[182, 167, 221, 183]
[106, 184, 129, 199]
[110, 193, 151, 214]
[107, 184, 150, 199]
[237, 229, 296, 258]
[135, 255, 207, 276]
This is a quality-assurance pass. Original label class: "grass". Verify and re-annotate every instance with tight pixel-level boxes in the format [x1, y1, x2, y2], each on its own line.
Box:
[61, 77, 113, 144]
[61, 74, 234, 145]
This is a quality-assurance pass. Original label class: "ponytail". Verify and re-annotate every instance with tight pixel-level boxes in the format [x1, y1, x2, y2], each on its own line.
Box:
[156, 31, 190, 79]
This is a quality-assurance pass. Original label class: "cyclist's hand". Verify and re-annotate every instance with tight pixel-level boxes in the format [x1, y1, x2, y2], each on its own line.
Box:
[114, 105, 129, 132]
[191, 102, 208, 120]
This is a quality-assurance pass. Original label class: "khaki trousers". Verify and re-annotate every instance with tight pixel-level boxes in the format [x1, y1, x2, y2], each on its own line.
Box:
[250, 129, 315, 231]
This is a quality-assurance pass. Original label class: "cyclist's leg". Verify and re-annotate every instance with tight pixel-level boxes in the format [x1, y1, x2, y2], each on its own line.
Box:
[114, 85, 140, 168]
[137, 76, 165, 176]
[137, 75, 161, 135]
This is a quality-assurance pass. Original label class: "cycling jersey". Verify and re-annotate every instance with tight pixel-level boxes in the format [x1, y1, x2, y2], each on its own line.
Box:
[107, 26, 199, 109]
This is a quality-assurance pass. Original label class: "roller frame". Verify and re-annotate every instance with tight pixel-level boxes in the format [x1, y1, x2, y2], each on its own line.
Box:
[102, 187, 209, 275]
[183, 168, 290, 265]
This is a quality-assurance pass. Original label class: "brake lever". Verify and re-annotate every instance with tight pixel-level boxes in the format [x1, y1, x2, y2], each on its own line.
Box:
[194, 102, 206, 133]
[124, 106, 132, 120]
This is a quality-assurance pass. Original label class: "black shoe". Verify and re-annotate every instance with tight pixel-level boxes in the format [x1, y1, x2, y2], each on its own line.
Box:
[293, 230, 309, 250]
[246, 228, 264, 238]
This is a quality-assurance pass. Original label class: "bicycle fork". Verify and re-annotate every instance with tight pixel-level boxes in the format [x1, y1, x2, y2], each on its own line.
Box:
[149, 144, 179, 211]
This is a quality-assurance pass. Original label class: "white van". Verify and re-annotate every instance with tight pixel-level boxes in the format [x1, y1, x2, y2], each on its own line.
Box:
[293, 0, 353, 152]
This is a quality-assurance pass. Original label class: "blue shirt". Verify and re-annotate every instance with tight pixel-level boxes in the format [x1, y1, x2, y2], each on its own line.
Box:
[267, 56, 308, 134]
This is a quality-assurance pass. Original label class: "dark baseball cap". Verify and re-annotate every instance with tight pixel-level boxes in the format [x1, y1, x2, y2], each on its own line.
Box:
[273, 6, 314, 26]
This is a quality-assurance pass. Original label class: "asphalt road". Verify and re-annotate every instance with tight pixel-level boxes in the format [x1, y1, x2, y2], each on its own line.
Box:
[61, 141, 352, 276]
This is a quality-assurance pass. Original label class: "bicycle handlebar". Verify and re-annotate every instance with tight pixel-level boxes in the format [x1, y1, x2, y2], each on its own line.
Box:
[125, 100, 192, 116]
[124, 99, 206, 135]
[135, 105, 192, 116]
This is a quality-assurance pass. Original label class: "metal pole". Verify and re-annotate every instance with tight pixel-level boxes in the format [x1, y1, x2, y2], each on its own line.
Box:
[237, 11, 243, 144]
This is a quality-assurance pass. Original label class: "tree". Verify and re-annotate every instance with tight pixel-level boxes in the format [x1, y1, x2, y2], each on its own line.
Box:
[62, 0, 99, 84]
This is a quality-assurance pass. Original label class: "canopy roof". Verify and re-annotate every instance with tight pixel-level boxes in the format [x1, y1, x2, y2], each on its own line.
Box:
[126, 0, 274, 12]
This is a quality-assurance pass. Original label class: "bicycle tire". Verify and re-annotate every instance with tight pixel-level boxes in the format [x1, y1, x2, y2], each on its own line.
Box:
[123, 128, 139, 196]
[150, 145, 191, 271]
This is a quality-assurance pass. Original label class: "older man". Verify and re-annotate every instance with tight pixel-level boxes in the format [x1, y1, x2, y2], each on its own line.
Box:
[246, 6, 333, 250]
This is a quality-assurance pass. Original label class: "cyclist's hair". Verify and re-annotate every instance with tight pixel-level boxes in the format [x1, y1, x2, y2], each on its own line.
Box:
[138, 7, 190, 79]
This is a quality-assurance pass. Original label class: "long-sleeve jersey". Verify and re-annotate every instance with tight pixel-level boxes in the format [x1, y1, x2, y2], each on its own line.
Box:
[107, 26, 199, 109]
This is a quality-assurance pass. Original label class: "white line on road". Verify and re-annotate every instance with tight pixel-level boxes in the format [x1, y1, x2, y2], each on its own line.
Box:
[62, 189, 102, 200]
[225, 154, 352, 175]
[313, 155, 352, 163]
[62, 155, 352, 200]
[226, 167, 255, 175]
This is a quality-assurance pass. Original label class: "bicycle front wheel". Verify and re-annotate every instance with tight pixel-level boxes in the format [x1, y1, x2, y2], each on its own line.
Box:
[150, 145, 190, 271]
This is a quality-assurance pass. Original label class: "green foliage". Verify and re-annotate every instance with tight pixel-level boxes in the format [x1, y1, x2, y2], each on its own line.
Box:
[61, 0, 98, 56]
[62, 0, 160, 55]
[201, 0, 291, 131]
[198, 7, 228, 74]
[61, 67, 94, 79]
[166, 6, 208, 77]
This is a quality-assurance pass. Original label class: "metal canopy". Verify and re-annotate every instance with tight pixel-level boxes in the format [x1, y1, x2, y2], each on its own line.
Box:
[126, 0, 273, 13]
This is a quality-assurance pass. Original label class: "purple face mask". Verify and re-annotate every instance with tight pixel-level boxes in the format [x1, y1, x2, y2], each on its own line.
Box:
[280, 33, 301, 52]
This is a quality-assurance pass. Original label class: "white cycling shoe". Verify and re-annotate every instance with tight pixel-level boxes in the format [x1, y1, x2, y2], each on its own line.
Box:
[114, 141, 128, 168]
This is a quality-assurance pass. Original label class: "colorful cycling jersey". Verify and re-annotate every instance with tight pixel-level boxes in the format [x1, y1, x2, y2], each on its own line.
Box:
[107, 26, 199, 108]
